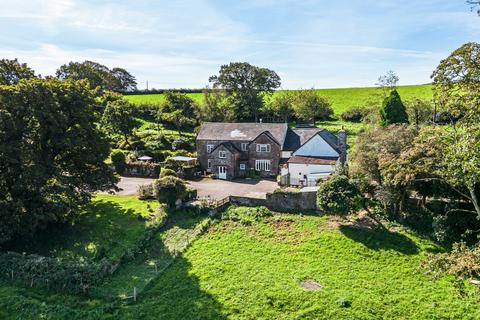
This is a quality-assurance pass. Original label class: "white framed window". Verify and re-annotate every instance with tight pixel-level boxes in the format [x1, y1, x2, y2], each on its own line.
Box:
[255, 160, 271, 171]
[239, 163, 246, 170]
[207, 144, 215, 153]
[207, 159, 212, 169]
[241, 143, 248, 151]
[256, 144, 270, 153]
[219, 150, 227, 158]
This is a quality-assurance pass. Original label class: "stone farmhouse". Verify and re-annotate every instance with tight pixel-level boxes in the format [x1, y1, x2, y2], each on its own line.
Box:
[196, 122, 347, 186]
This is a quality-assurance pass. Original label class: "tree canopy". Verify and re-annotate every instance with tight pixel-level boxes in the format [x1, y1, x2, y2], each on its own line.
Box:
[0, 58, 36, 85]
[209, 62, 281, 121]
[102, 99, 138, 146]
[379, 90, 409, 126]
[0, 78, 117, 244]
[56, 60, 137, 92]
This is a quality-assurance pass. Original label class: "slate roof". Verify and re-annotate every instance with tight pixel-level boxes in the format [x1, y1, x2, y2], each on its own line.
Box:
[283, 128, 341, 153]
[197, 122, 288, 147]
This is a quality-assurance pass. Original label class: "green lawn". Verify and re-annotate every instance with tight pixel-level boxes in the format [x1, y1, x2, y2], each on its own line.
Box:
[6, 194, 159, 262]
[125, 84, 433, 115]
[122, 212, 479, 319]
[1, 207, 478, 319]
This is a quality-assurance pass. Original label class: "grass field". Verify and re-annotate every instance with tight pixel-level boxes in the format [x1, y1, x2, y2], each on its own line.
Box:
[6, 195, 159, 261]
[125, 84, 433, 115]
[1, 206, 478, 319]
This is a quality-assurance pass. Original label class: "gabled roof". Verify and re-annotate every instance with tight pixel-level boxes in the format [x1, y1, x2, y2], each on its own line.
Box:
[284, 127, 343, 154]
[197, 122, 288, 147]
[211, 141, 241, 154]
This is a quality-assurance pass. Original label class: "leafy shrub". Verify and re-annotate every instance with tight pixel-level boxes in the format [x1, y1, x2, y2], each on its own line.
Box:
[222, 206, 272, 225]
[172, 138, 194, 151]
[160, 168, 177, 178]
[380, 90, 409, 126]
[110, 150, 126, 174]
[137, 184, 154, 200]
[423, 242, 480, 279]
[154, 176, 187, 208]
[317, 175, 360, 215]
[341, 107, 364, 122]
[184, 188, 198, 202]
[337, 297, 352, 308]
[0, 252, 112, 295]
[124, 161, 161, 178]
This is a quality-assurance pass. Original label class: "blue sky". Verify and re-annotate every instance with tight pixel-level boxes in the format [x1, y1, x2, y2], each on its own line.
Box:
[1, 0, 479, 89]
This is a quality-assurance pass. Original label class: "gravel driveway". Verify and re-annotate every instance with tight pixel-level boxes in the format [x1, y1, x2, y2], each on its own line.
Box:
[112, 177, 277, 199]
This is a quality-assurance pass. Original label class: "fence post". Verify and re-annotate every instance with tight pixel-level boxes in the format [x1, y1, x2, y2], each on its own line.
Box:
[133, 287, 137, 302]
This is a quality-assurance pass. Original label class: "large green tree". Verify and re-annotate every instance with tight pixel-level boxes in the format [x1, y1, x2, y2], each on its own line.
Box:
[379, 90, 409, 126]
[209, 62, 281, 121]
[292, 89, 333, 122]
[431, 42, 480, 124]
[102, 99, 137, 146]
[0, 78, 117, 244]
[0, 58, 36, 85]
[158, 91, 197, 132]
[56, 60, 137, 92]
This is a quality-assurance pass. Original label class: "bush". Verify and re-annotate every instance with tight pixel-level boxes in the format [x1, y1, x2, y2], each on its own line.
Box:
[110, 150, 126, 174]
[184, 188, 198, 202]
[222, 206, 272, 225]
[380, 90, 409, 126]
[154, 176, 187, 208]
[341, 107, 364, 122]
[423, 242, 480, 279]
[137, 184, 154, 200]
[160, 168, 177, 178]
[317, 175, 360, 215]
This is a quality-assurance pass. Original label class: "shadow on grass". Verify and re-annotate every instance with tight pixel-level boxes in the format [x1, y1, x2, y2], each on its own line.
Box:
[4, 200, 145, 261]
[339, 224, 419, 255]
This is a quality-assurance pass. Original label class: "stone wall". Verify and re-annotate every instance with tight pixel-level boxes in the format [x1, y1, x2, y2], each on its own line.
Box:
[229, 189, 317, 211]
[266, 190, 317, 211]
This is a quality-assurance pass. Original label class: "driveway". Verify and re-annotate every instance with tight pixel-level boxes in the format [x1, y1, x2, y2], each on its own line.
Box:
[188, 178, 277, 200]
[111, 177, 277, 199]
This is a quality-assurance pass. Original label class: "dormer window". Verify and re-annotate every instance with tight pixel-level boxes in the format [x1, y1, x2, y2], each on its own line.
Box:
[256, 144, 270, 153]
[219, 151, 227, 158]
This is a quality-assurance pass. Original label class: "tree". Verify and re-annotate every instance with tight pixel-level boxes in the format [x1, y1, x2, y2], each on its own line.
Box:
[111, 67, 137, 92]
[0, 78, 117, 244]
[0, 58, 36, 85]
[292, 89, 333, 122]
[376, 70, 399, 97]
[110, 150, 126, 174]
[264, 92, 294, 123]
[56, 60, 137, 92]
[159, 91, 197, 132]
[351, 125, 418, 217]
[209, 62, 281, 121]
[153, 176, 187, 208]
[102, 100, 137, 147]
[379, 90, 409, 126]
[405, 98, 434, 126]
[431, 43, 480, 124]
[317, 174, 361, 215]
[200, 88, 235, 122]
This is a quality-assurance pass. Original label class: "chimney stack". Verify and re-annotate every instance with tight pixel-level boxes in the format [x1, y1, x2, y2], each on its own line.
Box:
[338, 127, 347, 165]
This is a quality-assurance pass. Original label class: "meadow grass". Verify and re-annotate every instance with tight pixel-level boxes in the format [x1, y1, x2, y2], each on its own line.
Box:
[1, 208, 478, 319]
[125, 84, 433, 115]
[121, 212, 479, 319]
[6, 194, 158, 262]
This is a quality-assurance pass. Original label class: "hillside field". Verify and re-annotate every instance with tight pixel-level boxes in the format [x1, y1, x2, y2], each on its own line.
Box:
[125, 84, 433, 115]
[1, 205, 479, 319]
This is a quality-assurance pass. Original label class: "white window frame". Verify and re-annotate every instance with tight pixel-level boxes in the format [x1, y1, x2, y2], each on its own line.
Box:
[207, 159, 212, 169]
[239, 163, 246, 170]
[241, 143, 248, 151]
[255, 160, 271, 172]
[256, 144, 270, 153]
[219, 150, 227, 159]
[207, 144, 215, 153]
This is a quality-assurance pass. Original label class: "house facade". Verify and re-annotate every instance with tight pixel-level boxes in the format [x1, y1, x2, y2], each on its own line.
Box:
[196, 122, 347, 185]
